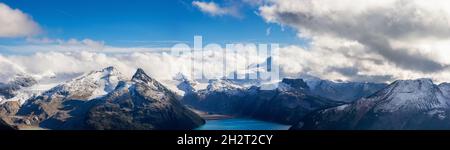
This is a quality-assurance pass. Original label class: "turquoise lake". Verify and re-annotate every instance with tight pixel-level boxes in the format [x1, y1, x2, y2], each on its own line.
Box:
[195, 118, 291, 130]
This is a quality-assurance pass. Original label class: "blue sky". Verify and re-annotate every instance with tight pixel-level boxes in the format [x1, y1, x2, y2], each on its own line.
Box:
[1, 0, 450, 83]
[0, 0, 303, 48]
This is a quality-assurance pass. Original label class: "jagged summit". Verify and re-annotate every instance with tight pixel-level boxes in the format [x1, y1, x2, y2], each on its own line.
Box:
[132, 68, 153, 83]
[86, 68, 205, 130]
[130, 68, 171, 94]
[278, 78, 309, 91]
[102, 66, 116, 72]
[281, 78, 309, 89]
[176, 76, 198, 94]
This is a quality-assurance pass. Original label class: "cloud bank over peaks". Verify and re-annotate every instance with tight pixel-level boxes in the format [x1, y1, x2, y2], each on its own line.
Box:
[0, 45, 268, 83]
[259, 0, 450, 74]
[2, 40, 450, 85]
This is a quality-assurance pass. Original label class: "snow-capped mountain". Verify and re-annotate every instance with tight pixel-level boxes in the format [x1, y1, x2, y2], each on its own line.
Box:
[303, 77, 387, 102]
[292, 78, 450, 130]
[203, 79, 249, 96]
[4, 66, 445, 130]
[41, 66, 125, 101]
[0, 74, 39, 105]
[12, 66, 125, 128]
[0, 71, 105, 106]
[174, 74, 259, 95]
[86, 69, 204, 130]
[180, 79, 249, 116]
[8, 67, 204, 130]
[174, 73, 201, 95]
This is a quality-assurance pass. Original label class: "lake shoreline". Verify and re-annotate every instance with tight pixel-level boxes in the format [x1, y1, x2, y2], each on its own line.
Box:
[189, 107, 291, 130]
[188, 107, 235, 120]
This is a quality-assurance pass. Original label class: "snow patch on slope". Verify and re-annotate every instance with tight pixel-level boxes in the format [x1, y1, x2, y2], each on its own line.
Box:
[43, 66, 124, 100]
[370, 79, 450, 112]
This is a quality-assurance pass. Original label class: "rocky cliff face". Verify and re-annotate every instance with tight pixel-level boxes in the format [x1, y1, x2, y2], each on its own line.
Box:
[0, 118, 15, 130]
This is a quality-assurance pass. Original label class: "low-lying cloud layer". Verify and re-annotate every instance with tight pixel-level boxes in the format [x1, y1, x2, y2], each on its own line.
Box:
[2, 38, 450, 84]
[0, 46, 267, 83]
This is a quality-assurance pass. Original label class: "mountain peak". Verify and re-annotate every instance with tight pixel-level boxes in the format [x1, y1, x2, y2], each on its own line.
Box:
[394, 78, 433, 84]
[364, 78, 447, 112]
[41, 67, 125, 100]
[388, 78, 435, 93]
[102, 66, 116, 72]
[8, 74, 37, 88]
[206, 79, 244, 92]
[293, 78, 450, 130]
[281, 78, 309, 90]
[132, 68, 153, 83]
[82, 66, 122, 80]
[173, 72, 190, 82]
[176, 75, 198, 94]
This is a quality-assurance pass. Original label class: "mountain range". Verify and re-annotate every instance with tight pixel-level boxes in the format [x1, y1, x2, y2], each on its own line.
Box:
[179, 77, 386, 124]
[291, 79, 450, 130]
[0, 67, 204, 130]
[3, 66, 450, 130]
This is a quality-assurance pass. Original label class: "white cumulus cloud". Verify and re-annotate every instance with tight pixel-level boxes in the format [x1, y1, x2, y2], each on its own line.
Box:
[192, 1, 241, 17]
[257, 0, 450, 82]
[0, 3, 40, 38]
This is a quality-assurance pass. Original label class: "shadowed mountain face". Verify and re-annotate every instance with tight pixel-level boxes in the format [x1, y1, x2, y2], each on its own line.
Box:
[11, 67, 204, 130]
[292, 79, 450, 130]
[182, 78, 343, 124]
[0, 118, 15, 130]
